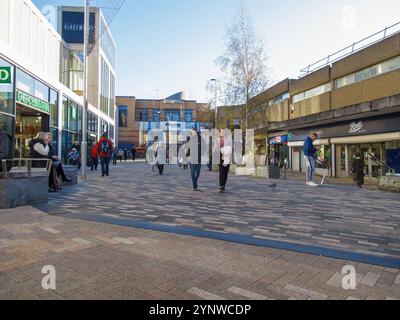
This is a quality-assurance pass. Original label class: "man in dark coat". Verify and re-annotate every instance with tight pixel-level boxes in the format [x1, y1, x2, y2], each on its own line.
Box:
[0, 129, 12, 172]
[352, 152, 365, 188]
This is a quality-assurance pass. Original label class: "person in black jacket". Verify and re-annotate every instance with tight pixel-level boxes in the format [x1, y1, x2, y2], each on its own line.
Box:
[187, 128, 205, 190]
[46, 132, 72, 184]
[0, 129, 12, 173]
[351, 152, 365, 188]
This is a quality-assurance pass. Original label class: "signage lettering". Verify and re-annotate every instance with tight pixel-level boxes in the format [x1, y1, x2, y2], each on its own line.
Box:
[0, 67, 11, 84]
[16, 90, 50, 114]
[349, 121, 363, 134]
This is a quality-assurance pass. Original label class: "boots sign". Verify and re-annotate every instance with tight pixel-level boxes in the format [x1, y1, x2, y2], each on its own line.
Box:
[0, 67, 11, 84]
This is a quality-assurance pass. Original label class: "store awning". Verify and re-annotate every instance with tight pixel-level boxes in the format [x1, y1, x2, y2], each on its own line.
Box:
[331, 132, 400, 144]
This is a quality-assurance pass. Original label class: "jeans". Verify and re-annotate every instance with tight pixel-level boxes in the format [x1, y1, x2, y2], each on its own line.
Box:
[100, 157, 110, 176]
[190, 164, 202, 188]
[304, 155, 316, 182]
[219, 164, 230, 188]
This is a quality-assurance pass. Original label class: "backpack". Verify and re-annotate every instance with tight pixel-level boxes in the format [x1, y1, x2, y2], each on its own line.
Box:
[68, 148, 80, 161]
[100, 140, 110, 154]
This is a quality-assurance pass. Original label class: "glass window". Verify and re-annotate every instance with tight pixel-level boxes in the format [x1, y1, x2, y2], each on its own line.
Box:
[34, 79, 49, 102]
[293, 83, 331, 104]
[16, 69, 34, 95]
[184, 110, 193, 122]
[62, 96, 68, 129]
[0, 58, 15, 115]
[165, 110, 180, 122]
[50, 89, 58, 128]
[336, 55, 400, 89]
[69, 101, 78, 132]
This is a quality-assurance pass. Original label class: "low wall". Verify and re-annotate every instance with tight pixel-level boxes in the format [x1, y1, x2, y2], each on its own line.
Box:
[379, 176, 400, 192]
[0, 174, 48, 209]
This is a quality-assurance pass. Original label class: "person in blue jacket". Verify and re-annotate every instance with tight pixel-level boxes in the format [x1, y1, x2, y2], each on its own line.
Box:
[304, 133, 319, 187]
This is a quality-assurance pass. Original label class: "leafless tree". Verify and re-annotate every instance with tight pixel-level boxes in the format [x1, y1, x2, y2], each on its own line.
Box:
[216, 4, 269, 127]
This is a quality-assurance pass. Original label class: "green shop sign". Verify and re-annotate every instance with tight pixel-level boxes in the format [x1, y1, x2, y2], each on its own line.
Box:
[16, 90, 50, 114]
[0, 67, 11, 84]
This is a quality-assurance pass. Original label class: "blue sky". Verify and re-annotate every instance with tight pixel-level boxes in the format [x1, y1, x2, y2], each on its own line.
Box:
[32, 0, 400, 102]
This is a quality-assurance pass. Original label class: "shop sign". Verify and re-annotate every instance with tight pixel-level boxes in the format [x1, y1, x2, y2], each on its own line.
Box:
[16, 90, 50, 114]
[0, 67, 11, 84]
[349, 121, 365, 134]
[270, 135, 288, 145]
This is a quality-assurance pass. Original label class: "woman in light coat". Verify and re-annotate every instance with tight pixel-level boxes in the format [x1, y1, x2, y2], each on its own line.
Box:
[218, 129, 233, 193]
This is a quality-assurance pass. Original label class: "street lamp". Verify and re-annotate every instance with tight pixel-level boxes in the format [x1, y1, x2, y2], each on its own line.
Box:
[210, 79, 218, 129]
[81, 0, 89, 180]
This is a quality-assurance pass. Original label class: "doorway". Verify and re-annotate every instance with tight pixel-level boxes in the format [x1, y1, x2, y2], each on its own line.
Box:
[15, 104, 50, 159]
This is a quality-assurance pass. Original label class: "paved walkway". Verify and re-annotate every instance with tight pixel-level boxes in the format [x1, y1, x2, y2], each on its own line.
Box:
[37, 163, 400, 265]
[0, 207, 399, 300]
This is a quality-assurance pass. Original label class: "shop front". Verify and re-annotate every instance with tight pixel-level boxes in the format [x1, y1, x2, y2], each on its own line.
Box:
[268, 134, 289, 166]
[287, 114, 400, 178]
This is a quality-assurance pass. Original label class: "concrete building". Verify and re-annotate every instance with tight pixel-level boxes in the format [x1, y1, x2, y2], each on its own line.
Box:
[116, 92, 210, 150]
[217, 25, 400, 178]
[0, 0, 116, 164]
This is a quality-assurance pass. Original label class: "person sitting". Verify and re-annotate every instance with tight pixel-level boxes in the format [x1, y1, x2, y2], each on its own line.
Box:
[46, 132, 72, 185]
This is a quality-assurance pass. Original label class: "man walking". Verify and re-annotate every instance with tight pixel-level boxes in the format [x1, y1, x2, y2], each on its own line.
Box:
[187, 128, 204, 190]
[97, 133, 113, 177]
[304, 132, 319, 187]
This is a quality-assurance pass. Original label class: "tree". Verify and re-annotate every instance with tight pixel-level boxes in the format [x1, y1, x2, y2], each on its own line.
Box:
[216, 4, 269, 124]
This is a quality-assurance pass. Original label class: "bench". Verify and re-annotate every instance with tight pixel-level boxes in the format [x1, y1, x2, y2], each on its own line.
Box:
[0, 159, 51, 209]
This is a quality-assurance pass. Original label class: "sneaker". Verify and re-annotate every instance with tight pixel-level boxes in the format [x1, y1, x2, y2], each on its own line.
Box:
[308, 182, 319, 187]
[306, 182, 311, 186]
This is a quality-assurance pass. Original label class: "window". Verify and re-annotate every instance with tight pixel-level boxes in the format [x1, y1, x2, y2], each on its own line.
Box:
[50, 89, 58, 128]
[118, 106, 128, 127]
[16, 68, 50, 102]
[0, 58, 14, 115]
[292, 83, 331, 103]
[165, 110, 180, 122]
[136, 109, 148, 122]
[268, 92, 289, 107]
[335, 55, 400, 89]
[184, 110, 193, 122]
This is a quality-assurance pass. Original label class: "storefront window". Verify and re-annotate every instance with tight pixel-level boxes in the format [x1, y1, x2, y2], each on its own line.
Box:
[50, 89, 58, 128]
[0, 58, 15, 116]
[62, 96, 68, 129]
[16, 69, 50, 102]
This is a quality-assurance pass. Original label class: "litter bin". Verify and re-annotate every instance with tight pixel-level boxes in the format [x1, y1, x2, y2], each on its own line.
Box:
[268, 165, 281, 179]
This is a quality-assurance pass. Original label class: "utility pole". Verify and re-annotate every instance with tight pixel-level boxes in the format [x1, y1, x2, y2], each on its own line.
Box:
[81, 0, 89, 179]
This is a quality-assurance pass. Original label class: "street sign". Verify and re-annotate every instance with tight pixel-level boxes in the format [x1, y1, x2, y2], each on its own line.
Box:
[0, 67, 11, 84]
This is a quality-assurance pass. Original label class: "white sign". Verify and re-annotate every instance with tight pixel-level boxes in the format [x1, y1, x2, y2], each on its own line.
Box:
[349, 121, 363, 134]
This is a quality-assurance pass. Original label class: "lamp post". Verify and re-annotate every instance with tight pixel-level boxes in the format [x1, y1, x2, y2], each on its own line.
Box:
[210, 79, 218, 129]
[81, 0, 89, 179]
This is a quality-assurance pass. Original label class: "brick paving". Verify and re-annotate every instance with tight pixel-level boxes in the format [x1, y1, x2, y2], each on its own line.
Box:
[37, 163, 400, 259]
[0, 207, 399, 300]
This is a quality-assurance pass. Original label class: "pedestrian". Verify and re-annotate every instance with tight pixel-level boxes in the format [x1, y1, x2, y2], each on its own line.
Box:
[131, 145, 136, 162]
[218, 130, 232, 193]
[179, 136, 190, 170]
[124, 149, 128, 162]
[351, 152, 365, 188]
[187, 128, 204, 190]
[68, 142, 81, 169]
[0, 128, 12, 173]
[118, 149, 124, 162]
[90, 143, 99, 171]
[112, 148, 118, 165]
[304, 133, 319, 187]
[152, 136, 166, 175]
[97, 133, 113, 177]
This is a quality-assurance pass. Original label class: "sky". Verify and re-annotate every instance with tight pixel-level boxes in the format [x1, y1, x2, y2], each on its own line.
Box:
[32, 0, 400, 103]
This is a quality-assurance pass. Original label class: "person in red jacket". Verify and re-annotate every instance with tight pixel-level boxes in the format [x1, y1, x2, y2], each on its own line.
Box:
[90, 143, 99, 171]
[97, 133, 114, 177]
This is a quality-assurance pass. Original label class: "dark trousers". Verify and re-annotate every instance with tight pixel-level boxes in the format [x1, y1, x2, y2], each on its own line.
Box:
[100, 157, 110, 176]
[219, 164, 230, 188]
[157, 164, 164, 175]
[91, 157, 98, 171]
[190, 164, 201, 188]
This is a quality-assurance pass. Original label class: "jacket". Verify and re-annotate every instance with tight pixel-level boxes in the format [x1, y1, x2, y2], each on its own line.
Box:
[187, 132, 204, 165]
[29, 139, 49, 168]
[304, 137, 317, 157]
[97, 138, 113, 158]
[0, 130, 12, 160]
[91, 145, 99, 158]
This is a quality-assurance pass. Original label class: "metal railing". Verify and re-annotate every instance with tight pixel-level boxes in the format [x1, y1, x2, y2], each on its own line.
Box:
[300, 21, 400, 77]
[1, 159, 51, 179]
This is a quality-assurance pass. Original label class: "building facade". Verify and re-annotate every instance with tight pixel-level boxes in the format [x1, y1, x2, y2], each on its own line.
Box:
[116, 92, 210, 150]
[0, 0, 116, 164]
[217, 30, 400, 178]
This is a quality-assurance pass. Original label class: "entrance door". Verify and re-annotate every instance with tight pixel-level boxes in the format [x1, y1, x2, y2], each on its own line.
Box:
[15, 105, 50, 158]
[336, 145, 347, 178]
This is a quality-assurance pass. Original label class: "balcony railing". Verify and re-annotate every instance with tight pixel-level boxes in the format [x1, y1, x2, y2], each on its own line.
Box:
[300, 21, 400, 77]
